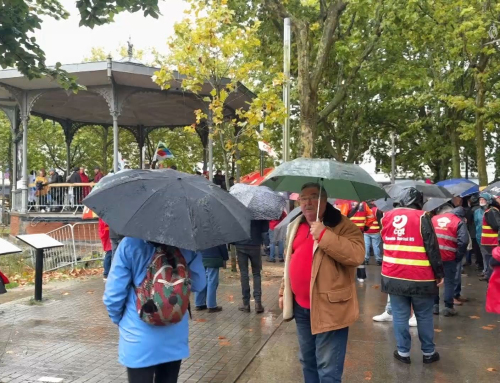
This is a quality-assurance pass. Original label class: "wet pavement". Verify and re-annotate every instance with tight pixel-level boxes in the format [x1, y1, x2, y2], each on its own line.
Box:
[0, 265, 283, 383]
[238, 263, 500, 383]
[1, 262, 499, 383]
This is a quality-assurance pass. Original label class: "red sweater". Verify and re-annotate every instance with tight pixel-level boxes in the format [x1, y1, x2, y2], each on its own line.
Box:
[269, 211, 287, 231]
[290, 222, 315, 309]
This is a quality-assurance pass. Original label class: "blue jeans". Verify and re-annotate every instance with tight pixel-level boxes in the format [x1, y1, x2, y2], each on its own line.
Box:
[454, 260, 462, 298]
[434, 261, 457, 308]
[269, 230, 284, 261]
[195, 267, 220, 308]
[364, 233, 382, 262]
[390, 294, 435, 357]
[294, 300, 348, 383]
[103, 250, 112, 278]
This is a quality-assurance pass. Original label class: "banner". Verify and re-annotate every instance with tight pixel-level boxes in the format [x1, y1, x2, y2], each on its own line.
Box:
[154, 141, 174, 162]
[258, 140, 278, 158]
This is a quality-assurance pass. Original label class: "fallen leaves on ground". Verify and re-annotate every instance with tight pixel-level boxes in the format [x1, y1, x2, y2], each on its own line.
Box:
[62, 292, 70, 296]
[219, 340, 231, 347]
[364, 371, 372, 380]
[194, 318, 207, 323]
[481, 326, 494, 331]
[218, 336, 226, 340]
[5, 351, 13, 354]
[469, 316, 480, 319]
[371, 285, 380, 289]
[487, 324, 496, 328]
[434, 329, 442, 333]
[86, 290, 94, 294]
[486, 368, 497, 372]
[467, 283, 472, 286]
[456, 337, 463, 340]
[248, 329, 253, 332]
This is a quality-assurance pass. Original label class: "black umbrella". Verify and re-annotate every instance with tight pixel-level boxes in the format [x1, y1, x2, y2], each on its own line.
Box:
[273, 207, 302, 242]
[374, 197, 396, 212]
[422, 197, 451, 212]
[384, 181, 453, 201]
[83, 169, 252, 251]
[484, 181, 500, 196]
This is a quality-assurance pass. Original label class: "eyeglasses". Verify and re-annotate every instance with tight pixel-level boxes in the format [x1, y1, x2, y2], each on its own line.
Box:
[299, 195, 320, 203]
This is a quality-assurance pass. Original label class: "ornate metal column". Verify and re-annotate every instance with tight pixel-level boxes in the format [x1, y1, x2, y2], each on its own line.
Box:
[59, 119, 80, 178]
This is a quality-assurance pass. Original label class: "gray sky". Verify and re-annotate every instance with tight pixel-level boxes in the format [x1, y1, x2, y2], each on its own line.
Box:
[38, 0, 187, 64]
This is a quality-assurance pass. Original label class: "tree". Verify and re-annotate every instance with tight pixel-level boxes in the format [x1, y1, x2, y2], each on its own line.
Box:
[0, 0, 160, 90]
[155, 0, 284, 187]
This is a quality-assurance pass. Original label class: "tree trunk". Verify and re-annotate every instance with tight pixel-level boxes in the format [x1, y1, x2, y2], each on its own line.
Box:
[474, 78, 488, 186]
[449, 121, 461, 179]
[218, 130, 231, 189]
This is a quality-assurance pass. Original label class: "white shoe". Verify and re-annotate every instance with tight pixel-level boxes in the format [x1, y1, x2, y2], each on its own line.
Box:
[373, 311, 393, 322]
[357, 278, 365, 282]
[409, 314, 417, 327]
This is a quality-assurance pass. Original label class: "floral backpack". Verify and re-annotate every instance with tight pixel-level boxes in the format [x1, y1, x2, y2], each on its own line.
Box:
[135, 245, 191, 326]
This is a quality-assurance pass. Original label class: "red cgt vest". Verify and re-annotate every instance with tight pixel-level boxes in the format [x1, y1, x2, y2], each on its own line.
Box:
[431, 213, 460, 262]
[481, 207, 499, 246]
[365, 207, 380, 234]
[381, 208, 435, 282]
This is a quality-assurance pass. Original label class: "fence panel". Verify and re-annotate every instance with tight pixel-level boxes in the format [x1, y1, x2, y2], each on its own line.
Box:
[30, 224, 76, 272]
[72, 222, 103, 264]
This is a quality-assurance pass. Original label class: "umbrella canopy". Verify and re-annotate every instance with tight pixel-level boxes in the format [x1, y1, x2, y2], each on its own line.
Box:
[384, 181, 453, 201]
[229, 183, 286, 220]
[273, 206, 302, 242]
[484, 181, 500, 197]
[261, 158, 387, 201]
[442, 182, 479, 198]
[83, 169, 252, 251]
[423, 197, 451, 212]
[437, 178, 478, 197]
[374, 197, 396, 212]
[240, 168, 274, 185]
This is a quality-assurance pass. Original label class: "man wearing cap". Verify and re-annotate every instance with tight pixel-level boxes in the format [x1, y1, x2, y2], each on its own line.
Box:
[93, 167, 104, 183]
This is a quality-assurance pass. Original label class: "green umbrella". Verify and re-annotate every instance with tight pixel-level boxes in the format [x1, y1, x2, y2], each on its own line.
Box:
[261, 158, 388, 201]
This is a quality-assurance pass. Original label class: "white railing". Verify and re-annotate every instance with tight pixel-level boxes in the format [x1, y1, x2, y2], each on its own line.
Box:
[28, 222, 102, 272]
[28, 183, 95, 213]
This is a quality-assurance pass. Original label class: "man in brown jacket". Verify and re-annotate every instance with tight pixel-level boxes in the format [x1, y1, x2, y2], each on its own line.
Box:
[279, 183, 364, 383]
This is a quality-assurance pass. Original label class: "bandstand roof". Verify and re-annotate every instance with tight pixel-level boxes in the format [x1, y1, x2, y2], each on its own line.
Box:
[0, 60, 254, 128]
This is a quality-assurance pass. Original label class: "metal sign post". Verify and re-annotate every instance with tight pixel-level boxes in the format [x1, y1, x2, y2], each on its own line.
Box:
[16, 234, 63, 301]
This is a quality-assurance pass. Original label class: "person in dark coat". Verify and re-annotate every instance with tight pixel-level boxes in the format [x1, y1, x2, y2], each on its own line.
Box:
[194, 245, 229, 313]
[235, 220, 269, 313]
[93, 167, 104, 183]
[466, 194, 483, 269]
[69, 167, 82, 206]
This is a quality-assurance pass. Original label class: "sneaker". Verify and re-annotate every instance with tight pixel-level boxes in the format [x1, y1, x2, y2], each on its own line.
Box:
[455, 296, 468, 303]
[443, 308, 457, 317]
[195, 305, 207, 311]
[433, 304, 439, 315]
[479, 276, 488, 281]
[267, 258, 276, 263]
[393, 350, 411, 364]
[377, 261, 382, 266]
[423, 352, 440, 364]
[103, 277, 107, 282]
[279, 258, 284, 262]
[373, 311, 393, 322]
[357, 278, 365, 283]
[364, 260, 370, 265]
[208, 306, 223, 313]
[409, 315, 417, 327]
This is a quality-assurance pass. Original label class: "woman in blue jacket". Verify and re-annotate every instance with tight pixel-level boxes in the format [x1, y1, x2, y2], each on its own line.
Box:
[194, 245, 229, 312]
[103, 237, 206, 383]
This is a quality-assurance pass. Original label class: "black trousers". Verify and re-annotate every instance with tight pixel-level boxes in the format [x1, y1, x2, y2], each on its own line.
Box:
[471, 239, 484, 269]
[127, 360, 181, 383]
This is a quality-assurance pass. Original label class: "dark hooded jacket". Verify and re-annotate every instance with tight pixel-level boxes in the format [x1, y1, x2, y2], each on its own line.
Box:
[450, 206, 469, 262]
[484, 199, 500, 246]
[381, 189, 444, 297]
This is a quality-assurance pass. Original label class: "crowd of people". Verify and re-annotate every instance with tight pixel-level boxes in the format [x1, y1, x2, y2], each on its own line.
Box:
[59, 167, 500, 383]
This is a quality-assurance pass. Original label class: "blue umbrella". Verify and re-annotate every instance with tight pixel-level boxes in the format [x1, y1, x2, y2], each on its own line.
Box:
[436, 178, 479, 197]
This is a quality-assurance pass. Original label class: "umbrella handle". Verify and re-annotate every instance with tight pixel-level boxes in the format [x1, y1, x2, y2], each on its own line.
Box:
[316, 178, 324, 222]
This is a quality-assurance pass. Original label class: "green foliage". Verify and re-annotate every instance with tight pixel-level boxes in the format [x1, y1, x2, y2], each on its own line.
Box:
[0, 0, 159, 89]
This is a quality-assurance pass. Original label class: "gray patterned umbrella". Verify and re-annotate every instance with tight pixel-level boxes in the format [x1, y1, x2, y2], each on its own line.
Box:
[229, 183, 286, 220]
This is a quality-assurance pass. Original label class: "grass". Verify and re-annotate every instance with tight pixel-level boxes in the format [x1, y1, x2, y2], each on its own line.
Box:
[0, 226, 10, 235]
[5, 282, 19, 289]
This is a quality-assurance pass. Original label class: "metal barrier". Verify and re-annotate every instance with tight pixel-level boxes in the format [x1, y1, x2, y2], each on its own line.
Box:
[28, 183, 95, 213]
[12, 189, 22, 212]
[28, 222, 102, 272]
[72, 222, 102, 264]
[30, 224, 76, 272]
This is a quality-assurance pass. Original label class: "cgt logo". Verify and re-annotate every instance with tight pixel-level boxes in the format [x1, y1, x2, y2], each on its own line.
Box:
[393, 215, 408, 236]
[437, 216, 451, 228]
